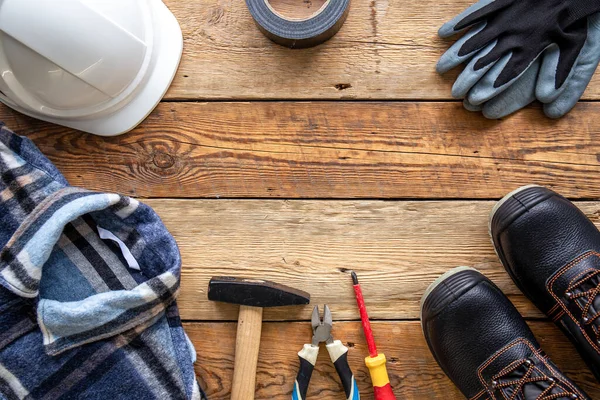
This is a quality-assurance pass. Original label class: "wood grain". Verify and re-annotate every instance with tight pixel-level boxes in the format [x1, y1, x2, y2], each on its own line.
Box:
[7, 102, 600, 199]
[162, 0, 600, 100]
[187, 321, 600, 399]
[141, 199, 600, 321]
[6, 1, 598, 399]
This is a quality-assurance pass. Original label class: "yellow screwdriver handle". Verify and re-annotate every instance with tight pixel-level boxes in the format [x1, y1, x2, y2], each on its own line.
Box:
[365, 354, 396, 400]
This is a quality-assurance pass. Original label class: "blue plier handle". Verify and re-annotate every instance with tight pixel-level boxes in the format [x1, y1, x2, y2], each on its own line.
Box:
[292, 305, 360, 400]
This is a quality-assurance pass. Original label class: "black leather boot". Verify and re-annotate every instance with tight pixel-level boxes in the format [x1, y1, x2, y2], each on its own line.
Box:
[491, 185, 600, 381]
[421, 267, 589, 399]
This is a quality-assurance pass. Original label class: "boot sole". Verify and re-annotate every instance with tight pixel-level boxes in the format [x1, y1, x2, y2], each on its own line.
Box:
[488, 184, 555, 298]
[488, 184, 543, 238]
[488, 185, 545, 270]
[420, 267, 487, 390]
[488, 184, 552, 306]
[419, 266, 479, 329]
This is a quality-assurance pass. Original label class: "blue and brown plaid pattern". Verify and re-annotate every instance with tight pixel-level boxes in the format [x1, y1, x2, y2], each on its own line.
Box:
[0, 125, 203, 399]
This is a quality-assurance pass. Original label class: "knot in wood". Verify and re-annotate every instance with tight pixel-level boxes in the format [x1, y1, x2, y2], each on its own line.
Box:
[152, 151, 175, 169]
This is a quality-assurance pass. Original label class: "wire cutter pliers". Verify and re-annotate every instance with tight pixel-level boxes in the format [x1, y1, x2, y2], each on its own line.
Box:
[292, 305, 360, 400]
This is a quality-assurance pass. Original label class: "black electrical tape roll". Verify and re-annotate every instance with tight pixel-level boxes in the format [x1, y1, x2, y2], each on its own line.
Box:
[246, 0, 351, 49]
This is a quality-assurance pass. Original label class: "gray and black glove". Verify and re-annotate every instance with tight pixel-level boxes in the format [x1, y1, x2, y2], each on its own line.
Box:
[437, 0, 600, 118]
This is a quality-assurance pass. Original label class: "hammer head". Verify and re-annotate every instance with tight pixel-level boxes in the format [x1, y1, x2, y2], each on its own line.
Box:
[208, 276, 310, 308]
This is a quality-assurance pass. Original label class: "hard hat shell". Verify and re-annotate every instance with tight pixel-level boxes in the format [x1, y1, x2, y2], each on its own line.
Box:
[0, 0, 183, 136]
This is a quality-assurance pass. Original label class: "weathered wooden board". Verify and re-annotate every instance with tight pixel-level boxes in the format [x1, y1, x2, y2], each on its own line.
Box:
[140, 199, 600, 321]
[6, 1, 599, 399]
[162, 0, 600, 100]
[187, 321, 600, 399]
[6, 102, 600, 199]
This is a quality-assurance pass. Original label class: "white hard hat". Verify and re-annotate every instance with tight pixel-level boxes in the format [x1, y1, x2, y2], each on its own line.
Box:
[0, 0, 183, 136]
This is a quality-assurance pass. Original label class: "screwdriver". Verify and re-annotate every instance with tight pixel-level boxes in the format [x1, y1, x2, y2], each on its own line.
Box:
[351, 272, 396, 400]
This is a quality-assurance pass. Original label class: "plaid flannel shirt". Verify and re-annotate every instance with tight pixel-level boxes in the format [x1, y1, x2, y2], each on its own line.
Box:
[0, 125, 203, 400]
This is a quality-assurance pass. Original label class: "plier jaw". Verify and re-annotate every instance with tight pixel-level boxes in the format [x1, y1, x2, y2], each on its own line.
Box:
[311, 305, 333, 346]
[292, 305, 360, 400]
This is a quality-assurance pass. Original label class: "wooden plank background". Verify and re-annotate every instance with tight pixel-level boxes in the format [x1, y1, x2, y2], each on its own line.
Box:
[2, 0, 600, 398]
[162, 0, 600, 100]
[187, 322, 600, 399]
[4, 103, 600, 199]
[144, 199, 600, 322]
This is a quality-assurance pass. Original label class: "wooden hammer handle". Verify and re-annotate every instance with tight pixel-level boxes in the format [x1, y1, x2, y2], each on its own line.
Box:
[231, 305, 264, 400]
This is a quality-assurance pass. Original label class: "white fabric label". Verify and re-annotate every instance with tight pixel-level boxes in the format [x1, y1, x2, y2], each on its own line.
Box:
[97, 227, 140, 271]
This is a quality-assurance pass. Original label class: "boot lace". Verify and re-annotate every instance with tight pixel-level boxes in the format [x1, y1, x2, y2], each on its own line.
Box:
[491, 358, 578, 400]
[566, 269, 600, 337]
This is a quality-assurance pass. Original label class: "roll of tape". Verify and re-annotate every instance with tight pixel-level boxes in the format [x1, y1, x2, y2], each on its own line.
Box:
[246, 0, 351, 49]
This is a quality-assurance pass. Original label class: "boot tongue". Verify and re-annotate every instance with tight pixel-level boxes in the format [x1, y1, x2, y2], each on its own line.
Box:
[477, 339, 572, 400]
[548, 252, 600, 333]
[499, 364, 563, 399]
[523, 383, 566, 399]
[572, 272, 600, 331]
[496, 361, 564, 400]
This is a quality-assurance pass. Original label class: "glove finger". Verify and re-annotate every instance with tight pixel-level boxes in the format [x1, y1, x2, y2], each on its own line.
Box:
[481, 61, 539, 119]
[477, 44, 541, 87]
[437, 23, 487, 74]
[536, 45, 570, 103]
[467, 54, 540, 105]
[454, 0, 515, 31]
[543, 15, 600, 118]
[465, 52, 512, 104]
[459, 23, 502, 58]
[463, 98, 483, 112]
[450, 41, 498, 98]
[439, 0, 497, 38]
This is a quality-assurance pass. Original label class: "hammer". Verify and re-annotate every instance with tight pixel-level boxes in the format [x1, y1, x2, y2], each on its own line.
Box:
[208, 277, 310, 400]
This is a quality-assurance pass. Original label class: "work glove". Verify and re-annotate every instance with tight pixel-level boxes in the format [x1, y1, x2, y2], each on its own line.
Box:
[437, 0, 600, 119]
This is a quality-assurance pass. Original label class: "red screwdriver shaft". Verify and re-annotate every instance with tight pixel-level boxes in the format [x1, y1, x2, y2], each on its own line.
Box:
[352, 272, 378, 357]
[351, 271, 397, 400]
